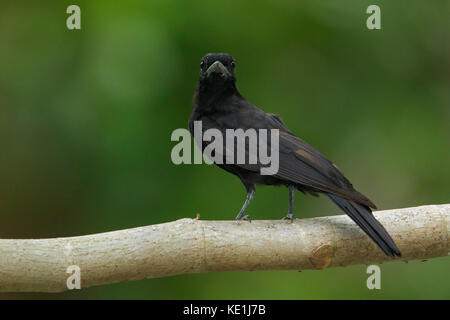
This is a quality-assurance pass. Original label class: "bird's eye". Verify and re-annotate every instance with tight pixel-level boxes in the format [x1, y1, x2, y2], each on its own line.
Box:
[230, 61, 235, 68]
[200, 60, 205, 69]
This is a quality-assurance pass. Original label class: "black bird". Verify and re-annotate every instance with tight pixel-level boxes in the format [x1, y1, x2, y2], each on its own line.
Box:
[189, 53, 401, 258]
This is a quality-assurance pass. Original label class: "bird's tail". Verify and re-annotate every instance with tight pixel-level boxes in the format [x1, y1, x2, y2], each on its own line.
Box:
[326, 193, 401, 258]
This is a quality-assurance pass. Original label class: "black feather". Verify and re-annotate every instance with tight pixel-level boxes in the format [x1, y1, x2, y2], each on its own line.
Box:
[326, 193, 401, 257]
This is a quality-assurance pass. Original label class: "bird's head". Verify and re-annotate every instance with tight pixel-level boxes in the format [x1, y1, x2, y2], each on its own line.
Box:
[199, 53, 236, 88]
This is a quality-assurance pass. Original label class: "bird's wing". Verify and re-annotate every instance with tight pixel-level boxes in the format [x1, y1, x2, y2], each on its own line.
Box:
[228, 110, 376, 208]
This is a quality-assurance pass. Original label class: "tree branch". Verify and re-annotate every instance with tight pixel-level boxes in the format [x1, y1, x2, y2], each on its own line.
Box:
[0, 204, 448, 292]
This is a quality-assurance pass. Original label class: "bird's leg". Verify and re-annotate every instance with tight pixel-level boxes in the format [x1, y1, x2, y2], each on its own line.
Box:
[235, 189, 255, 222]
[283, 185, 295, 223]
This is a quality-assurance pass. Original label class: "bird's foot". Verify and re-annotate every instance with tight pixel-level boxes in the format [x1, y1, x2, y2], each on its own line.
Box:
[283, 213, 294, 223]
[236, 215, 252, 223]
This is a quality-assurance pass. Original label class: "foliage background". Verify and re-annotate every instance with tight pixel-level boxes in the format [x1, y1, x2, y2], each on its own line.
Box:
[0, 0, 449, 299]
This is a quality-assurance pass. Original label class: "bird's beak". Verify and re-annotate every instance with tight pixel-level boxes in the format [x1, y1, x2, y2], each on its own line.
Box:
[206, 61, 231, 79]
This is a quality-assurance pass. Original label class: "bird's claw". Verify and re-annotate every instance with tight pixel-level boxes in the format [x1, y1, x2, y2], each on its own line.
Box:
[241, 215, 252, 222]
[283, 213, 294, 223]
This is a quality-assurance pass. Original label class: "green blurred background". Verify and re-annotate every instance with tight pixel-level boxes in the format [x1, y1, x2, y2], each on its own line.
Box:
[0, 0, 449, 299]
